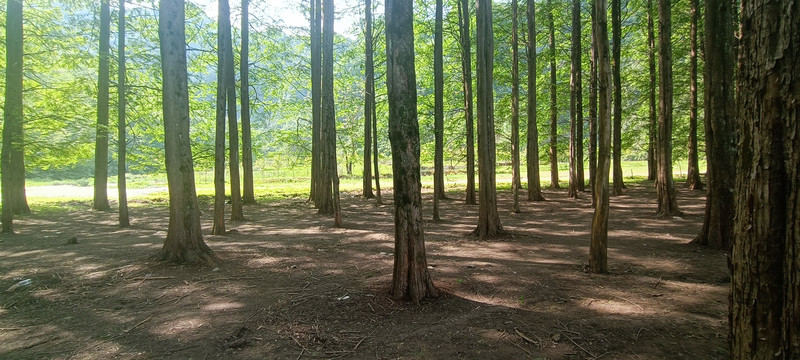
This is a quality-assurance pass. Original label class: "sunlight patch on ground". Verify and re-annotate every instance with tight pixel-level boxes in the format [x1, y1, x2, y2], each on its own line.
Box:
[203, 302, 244, 312]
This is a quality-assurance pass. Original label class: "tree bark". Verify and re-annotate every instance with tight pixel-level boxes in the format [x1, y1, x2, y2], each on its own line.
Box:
[510, 0, 521, 213]
[458, 0, 476, 205]
[590, 0, 612, 274]
[588, 0, 598, 203]
[685, 0, 703, 191]
[320, 0, 342, 226]
[372, 82, 383, 205]
[156, 0, 214, 264]
[526, 0, 545, 202]
[646, 0, 657, 182]
[655, 0, 681, 217]
[117, 0, 130, 227]
[548, 0, 559, 189]
[93, 0, 111, 211]
[241, 0, 256, 205]
[692, 0, 735, 249]
[310, 0, 322, 206]
[611, 0, 623, 195]
[2, 0, 29, 233]
[730, 0, 799, 355]
[212, 0, 229, 235]
[220, 0, 243, 222]
[433, 0, 444, 221]
[568, 0, 582, 199]
[473, 0, 505, 238]
[363, 0, 375, 200]
[385, 0, 438, 304]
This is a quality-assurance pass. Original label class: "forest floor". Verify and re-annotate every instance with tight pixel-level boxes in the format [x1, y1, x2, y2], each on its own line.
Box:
[0, 181, 729, 359]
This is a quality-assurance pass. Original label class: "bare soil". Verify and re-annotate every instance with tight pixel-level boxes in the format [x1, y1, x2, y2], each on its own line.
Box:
[0, 182, 729, 359]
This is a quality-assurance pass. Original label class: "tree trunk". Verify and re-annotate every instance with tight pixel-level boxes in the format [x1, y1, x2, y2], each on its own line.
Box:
[647, 0, 657, 182]
[473, 0, 505, 238]
[363, 0, 375, 199]
[93, 0, 111, 211]
[433, 0, 444, 221]
[372, 83, 383, 205]
[655, 0, 681, 217]
[692, 0, 735, 249]
[458, 0, 476, 205]
[156, 0, 215, 264]
[2, 0, 29, 233]
[588, 0, 597, 203]
[117, 0, 130, 227]
[320, 0, 342, 226]
[730, 0, 799, 356]
[526, 0, 545, 202]
[510, 0, 521, 213]
[385, 0, 438, 304]
[591, 0, 612, 274]
[548, 0, 559, 189]
[241, 0, 256, 205]
[220, 0, 243, 222]
[212, 0, 229, 236]
[611, 0, 623, 195]
[310, 0, 322, 206]
[685, 0, 703, 191]
[568, 0, 582, 199]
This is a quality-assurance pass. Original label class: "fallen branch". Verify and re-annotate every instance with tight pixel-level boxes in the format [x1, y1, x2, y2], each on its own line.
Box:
[129, 277, 174, 281]
[514, 328, 538, 346]
[124, 316, 152, 333]
[505, 338, 535, 357]
[566, 335, 598, 359]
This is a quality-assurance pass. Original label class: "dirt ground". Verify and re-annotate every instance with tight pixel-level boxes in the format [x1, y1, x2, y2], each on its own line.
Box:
[0, 182, 729, 359]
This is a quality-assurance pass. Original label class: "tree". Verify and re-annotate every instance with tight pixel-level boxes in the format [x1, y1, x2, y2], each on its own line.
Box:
[117, 0, 130, 227]
[730, 0, 799, 355]
[212, 0, 229, 235]
[547, 0, 559, 189]
[93, 0, 112, 211]
[241, 0, 256, 204]
[2, 0, 30, 233]
[611, 0, 623, 195]
[310, 0, 322, 206]
[473, 0, 504, 238]
[590, 0, 612, 274]
[363, 0, 375, 200]
[155, 0, 215, 264]
[221, 0, 243, 221]
[319, 0, 343, 226]
[458, 0, 476, 205]
[385, 0, 438, 303]
[510, 0, 521, 213]
[526, 0, 545, 202]
[684, 0, 703, 191]
[692, 0, 735, 249]
[655, 0, 681, 217]
[588, 0, 598, 201]
[433, 0, 444, 221]
[568, 0, 582, 199]
[646, 0, 656, 182]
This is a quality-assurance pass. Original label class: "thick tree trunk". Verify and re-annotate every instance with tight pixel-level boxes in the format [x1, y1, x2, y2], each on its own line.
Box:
[156, 0, 214, 264]
[385, 0, 438, 304]
[548, 1, 559, 189]
[730, 0, 799, 356]
[458, 0, 476, 205]
[590, 0, 612, 274]
[568, 0, 582, 199]
[685, 0, 703, 191]
[655, 0, 681, 217]
[93, 0, 111, 211]
[117, 0, 129, 227]
[647, 0, 657, 182]
[320, 0, 342, 226]
[241, 0, 256, 205]
[212, 0, 229, 236]
[526, 0, 545, 202]
[310, 0, 322, 206]
[692, 0, 735, 249]
[611, 0, 623, 196]
[433, 0, 444, 221]
[2, 0, 29, 233]
[588, 0, 597, 202]
[510, 0, 521, 213]
[473, 0, 505, 238]
[363, 0, 375, 199]
[220, 0, 243, 222]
